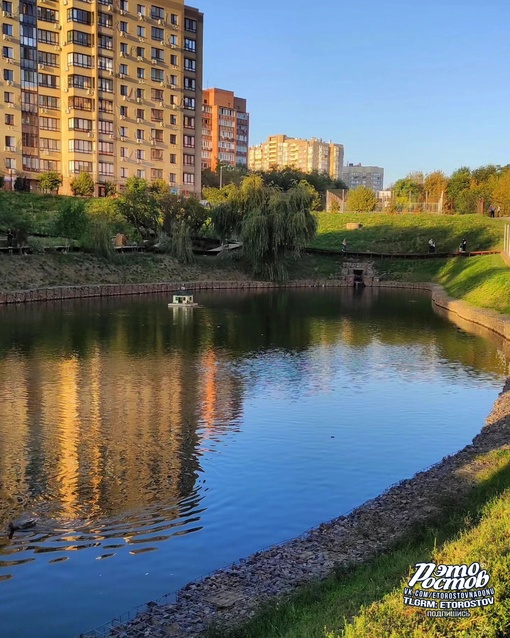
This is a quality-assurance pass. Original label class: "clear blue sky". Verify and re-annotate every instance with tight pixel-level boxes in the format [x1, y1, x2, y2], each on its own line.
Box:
[197, 0, 510, 187]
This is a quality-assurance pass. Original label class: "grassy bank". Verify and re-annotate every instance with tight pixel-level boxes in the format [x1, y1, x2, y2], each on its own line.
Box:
[205, 446, 510, 638]
[313, 212, 506, 253]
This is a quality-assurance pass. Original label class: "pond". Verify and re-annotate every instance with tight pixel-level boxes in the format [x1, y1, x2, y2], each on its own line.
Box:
[0, 288, 506, 638]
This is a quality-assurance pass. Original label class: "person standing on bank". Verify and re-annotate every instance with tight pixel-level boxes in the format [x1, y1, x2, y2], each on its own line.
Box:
[459, 238, 467, 253]
[428, 238, 436, 254]
[490, 205, 495, 218]
[342, 238, 348, 253]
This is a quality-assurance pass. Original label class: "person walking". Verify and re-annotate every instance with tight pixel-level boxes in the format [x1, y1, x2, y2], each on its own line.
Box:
[490, 205, 495, 218]
[341, 238, 348, 253]
[459, 238, 467, 253]
[428, 238, 436, 254]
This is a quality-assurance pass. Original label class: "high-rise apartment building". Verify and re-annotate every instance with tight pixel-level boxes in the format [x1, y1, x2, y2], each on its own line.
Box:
[248, 135, 344, 180]
[201, 88, 249, 170]
[341, 164, 384, 191]
[0, 0, 203, 196]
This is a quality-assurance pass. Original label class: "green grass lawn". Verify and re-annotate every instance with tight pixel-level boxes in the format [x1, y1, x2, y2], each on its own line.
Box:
[313, 212, 506, 253]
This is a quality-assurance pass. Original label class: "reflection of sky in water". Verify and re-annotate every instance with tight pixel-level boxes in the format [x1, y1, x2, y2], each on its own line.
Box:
[0, 289, 506, 638]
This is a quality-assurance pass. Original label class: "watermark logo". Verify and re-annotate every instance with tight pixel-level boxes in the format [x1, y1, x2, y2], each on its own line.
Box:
[403, 562, 495, 618]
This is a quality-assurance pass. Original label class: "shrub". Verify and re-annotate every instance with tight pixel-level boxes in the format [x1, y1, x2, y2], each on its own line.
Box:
[54, 200, 89, 244]
[70, 172, 95, 197]
[39, 171, 63, 194]
[14, 176, 30, 192]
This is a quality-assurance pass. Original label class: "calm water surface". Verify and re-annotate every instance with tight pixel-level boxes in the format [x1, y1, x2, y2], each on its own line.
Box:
[0, 288, 506, 637]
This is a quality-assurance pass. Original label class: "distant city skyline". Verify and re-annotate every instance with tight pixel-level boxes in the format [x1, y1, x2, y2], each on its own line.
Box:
[199, 0, 510, 186]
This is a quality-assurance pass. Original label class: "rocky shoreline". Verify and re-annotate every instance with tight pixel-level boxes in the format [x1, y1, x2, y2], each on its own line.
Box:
[74, 281, 510, 638]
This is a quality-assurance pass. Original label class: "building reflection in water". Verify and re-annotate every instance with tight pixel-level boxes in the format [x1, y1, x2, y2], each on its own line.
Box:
[0, 289, 506, 544]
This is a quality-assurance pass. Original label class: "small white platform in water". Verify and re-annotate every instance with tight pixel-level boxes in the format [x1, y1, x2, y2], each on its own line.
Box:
[168, 291, 201, 308]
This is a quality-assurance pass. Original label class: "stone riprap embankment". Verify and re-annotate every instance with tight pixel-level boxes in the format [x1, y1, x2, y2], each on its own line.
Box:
[74, 281, 510, 638]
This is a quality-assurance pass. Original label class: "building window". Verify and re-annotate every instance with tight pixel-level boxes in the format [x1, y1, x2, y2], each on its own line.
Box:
[68, 52, 92, 68]
[183, 135, 195, 148]
[69, 139, 93, 153]
[151, 26, 163, 41]
[68, 74, 94, 90]
[69, 96, 93, 111]
[169, 173, 176, 183]
[151, 149, 163, 161]
[98, 162, 114, 176]
[3, 69, 13, 82]
[4, 91, 14, 103]
[183, 116, 195, 129]
[170, 13, 178, 25]
[151, 168, 163, 180]
[120, 42, 128, 56]
[98, 12, 113, 28]
[184, 77, 195, 90]
[99, 35, 113, 50]
[184, 38, 195, 52]
[119, 21, 128, 33]
[120, 105, 127, 116]
[184, 18, 197, 32]
[183, 172, 195, 185]
[120, 126, 127, 137]
[5, 158, 16, 170]
[39, 94, 60, 109]
[136, 169, 145, 179]
[151, 108, 163, 122]
[136, 149, 144, 160]
[37, 30, 58, 45]
[170, 54, 178, 65]
[151, 47, 163, 62]
[151, 129, 163, 142]
[184, 58, 196, 71]
[170, 114, 177, 125]
[170, 134, 176, 144]
[120, 85, 128, 96]
[150, 5, 164, 20]
[136, 108, 144, 119]
[37, 7, 59, 22]
[121, 167, 127, 178]
[67, 8, 93, 25]
[67, 30, 93, 47]
[183, 154, 195, 166]
[69, 160, 93, 173]
[39, 73, 59, 88]
[98, 56, 113, 71]
[183, 96, 195, 110]
[5, 113, 15, 126]
[136, 88, 144, 99]
[169, 153, 176, 163]
[136, 129, 144, 141]
[2, 23, 12, 36]
[120, 147, 127, 157]
[120, 63, 128, 75]
[137, 4, 146, 16]
[68, 118, 92, 131]
[4, 135, 15, 150]
[99, 99, 113, 113]
[151, 88, 163, 101]
[98, 120, 114, 134]
[38, 52, 59, 67]
[137, 67, 145, 79]
[151, 68, 163, 82]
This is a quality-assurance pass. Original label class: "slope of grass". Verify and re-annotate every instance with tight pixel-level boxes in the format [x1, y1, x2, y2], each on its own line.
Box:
[314, 212, 506, 253]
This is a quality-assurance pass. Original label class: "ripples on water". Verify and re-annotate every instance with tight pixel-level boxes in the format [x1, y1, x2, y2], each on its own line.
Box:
[0, 288, 507, 637]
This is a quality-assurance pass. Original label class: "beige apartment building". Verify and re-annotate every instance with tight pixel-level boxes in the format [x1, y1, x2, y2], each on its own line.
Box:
[0, 0, 202, 196]
[201, 88, 249, 170]
[248, 135, 344, 180]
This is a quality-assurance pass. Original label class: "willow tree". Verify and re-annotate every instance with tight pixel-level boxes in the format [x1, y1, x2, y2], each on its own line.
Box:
[212, 175, 317, 281]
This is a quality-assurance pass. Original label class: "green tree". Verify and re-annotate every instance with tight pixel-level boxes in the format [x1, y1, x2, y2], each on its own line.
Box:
[424, 170, 448, 204]
[346, 186, 378, 212]
[0, 174, 4, 189]
[54, 200, 89, 247]
[14, 176, 30, 192]
[488, 168, 510, 215]
[298, 179, 322, 211]
[116, 177, 160, 239]
[160, 193, 207, 236]
[212, 175, 317, 281]
[82, 214, 115, 259]
[103, 181, 117, 197]
[70, 171, 95, 196]
[39, 171, 62, 194]
[446, 166, 471, 212]
[392, 175, 425, 201]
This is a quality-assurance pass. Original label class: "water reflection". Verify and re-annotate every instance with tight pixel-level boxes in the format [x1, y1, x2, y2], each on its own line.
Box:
[0, 288, 506, 637]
